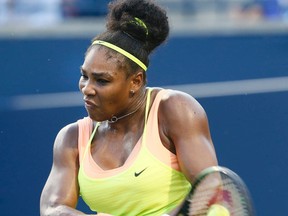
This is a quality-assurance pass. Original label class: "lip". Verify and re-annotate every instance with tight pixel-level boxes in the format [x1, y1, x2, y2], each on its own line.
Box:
[84, 99, 97, 108]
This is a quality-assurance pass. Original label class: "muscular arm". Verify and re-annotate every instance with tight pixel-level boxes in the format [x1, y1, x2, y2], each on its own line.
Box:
[40, 123, 95, 216]
[159, 90, 218, 216]
[159, 90, 218, 183]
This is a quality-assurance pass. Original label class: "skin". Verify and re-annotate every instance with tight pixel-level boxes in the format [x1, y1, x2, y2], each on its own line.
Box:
[40, 45, 218, 215]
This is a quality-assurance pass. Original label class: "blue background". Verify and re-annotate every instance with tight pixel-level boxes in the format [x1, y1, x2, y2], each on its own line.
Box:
[0, 33, 288, 215]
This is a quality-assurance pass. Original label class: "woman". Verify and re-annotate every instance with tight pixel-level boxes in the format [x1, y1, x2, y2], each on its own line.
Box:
[40, 0, 218, 215]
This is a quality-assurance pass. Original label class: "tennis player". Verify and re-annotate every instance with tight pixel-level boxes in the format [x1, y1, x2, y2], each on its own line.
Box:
[40, 0, 218, 215]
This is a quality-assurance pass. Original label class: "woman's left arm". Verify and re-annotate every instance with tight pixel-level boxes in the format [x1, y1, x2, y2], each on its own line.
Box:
[159, 90, 218, 183]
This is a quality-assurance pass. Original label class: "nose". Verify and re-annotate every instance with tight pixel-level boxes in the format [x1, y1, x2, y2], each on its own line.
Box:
[80, 80, 96, 96]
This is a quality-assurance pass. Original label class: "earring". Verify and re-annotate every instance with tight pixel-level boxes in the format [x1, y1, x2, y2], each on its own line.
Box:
[130, 90, 135, 97]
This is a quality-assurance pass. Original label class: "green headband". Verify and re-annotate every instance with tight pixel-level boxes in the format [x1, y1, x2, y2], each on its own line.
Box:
[92, 40, 147, 71]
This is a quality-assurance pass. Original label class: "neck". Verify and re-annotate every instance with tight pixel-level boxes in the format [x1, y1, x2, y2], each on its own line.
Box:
[108, 89, 147, 124]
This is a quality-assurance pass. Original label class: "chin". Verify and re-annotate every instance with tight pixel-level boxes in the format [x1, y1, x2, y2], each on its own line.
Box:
[87, 111, 107, 122]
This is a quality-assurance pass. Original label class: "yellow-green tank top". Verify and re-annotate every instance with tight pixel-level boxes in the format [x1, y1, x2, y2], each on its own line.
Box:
[77, 88, 191, 215]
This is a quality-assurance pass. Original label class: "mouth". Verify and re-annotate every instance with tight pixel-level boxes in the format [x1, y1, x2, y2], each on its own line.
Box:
[84, 99, 97, 108]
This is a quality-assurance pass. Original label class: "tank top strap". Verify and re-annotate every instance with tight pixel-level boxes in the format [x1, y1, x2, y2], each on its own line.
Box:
[142, 88, 168, 145]
[81, 121, 100, 164]
[77, 117, 93, 164]
[142, 87, 152, 147]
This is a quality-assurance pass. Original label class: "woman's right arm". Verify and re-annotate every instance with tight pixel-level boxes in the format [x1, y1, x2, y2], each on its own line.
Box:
[40, 122, 95, 216]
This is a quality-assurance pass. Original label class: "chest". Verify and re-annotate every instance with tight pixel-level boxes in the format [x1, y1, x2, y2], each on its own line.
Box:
[90, 126, 143, 170]
[78, 143, 191, 215]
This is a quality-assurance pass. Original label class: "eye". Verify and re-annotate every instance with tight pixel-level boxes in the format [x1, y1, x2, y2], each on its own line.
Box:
[81, 74, 88, 79]
[80, 71, 88, 80]
[97, 79, 109, 85]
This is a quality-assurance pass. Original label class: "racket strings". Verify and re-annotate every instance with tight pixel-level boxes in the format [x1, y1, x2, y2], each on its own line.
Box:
[188, 173, 251, 216]
[220, 175, 250, 216]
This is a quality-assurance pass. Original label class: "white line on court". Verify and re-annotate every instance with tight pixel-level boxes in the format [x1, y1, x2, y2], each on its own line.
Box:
[164, 76, 288, 98]
[6, 76, 288, 110]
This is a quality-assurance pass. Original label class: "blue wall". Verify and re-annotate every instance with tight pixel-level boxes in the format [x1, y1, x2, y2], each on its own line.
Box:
[0, 33, 288, 215]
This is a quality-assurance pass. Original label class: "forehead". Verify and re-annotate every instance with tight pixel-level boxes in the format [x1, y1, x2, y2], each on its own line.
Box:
[84, 46, 125, 70]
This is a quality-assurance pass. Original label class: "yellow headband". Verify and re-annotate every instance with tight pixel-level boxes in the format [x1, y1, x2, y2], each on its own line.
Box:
[133, 17, 149, 36]
[92, 40, 147, 71]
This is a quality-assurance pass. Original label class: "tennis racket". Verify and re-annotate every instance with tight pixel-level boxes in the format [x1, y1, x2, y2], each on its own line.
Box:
[175, 166, 255, 216]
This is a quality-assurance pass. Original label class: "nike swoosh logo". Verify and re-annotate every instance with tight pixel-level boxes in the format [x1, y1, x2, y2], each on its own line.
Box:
[134, 167, 147, 177]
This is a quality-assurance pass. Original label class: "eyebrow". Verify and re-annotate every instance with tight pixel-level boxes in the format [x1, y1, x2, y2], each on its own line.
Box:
[80, 66, 113, 79]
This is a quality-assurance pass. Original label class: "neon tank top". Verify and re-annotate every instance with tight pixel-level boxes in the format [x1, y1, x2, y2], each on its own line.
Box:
[77, 89, 191, 215]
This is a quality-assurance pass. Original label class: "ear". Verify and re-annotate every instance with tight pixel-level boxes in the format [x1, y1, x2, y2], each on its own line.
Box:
[129, 71, 144, 93]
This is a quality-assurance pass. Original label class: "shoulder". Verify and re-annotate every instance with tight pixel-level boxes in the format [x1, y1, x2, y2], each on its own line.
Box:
[157, 89, 210, 138]
[54, 122, 79, 154]
[158, 89, 206, 119]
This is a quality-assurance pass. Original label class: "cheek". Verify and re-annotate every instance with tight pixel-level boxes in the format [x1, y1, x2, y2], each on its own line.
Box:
[102, 91, 125, 109]
[79, 79, 83, 91]
[78, 78, 86, 92]
[102, 93, 118, 106]
[110, 91, 129, 108]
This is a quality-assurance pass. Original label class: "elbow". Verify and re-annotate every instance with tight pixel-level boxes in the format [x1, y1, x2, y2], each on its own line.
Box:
[40, 204, 64, 216]
[40, 202, 56, 216]
[40, 206, 52, 216]
[40, 196, 60, 216]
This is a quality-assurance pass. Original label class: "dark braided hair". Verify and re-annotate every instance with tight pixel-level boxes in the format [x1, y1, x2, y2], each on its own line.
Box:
[89, 0, 169, 83]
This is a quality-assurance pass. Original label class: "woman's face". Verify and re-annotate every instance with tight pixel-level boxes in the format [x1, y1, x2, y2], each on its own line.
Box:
[79, 46, 133, 121]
